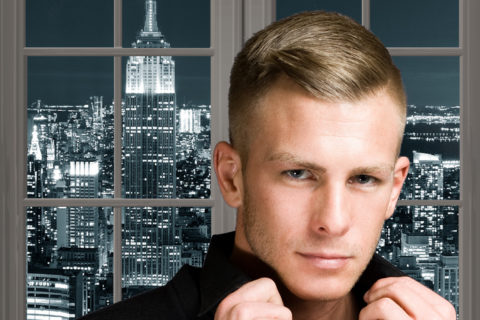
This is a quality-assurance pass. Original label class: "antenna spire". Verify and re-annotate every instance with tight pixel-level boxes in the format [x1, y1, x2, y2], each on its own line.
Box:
[143, 0, 159, 33]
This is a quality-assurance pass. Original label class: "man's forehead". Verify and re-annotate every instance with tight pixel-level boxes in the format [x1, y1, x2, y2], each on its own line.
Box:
[254, 79, 405, 137]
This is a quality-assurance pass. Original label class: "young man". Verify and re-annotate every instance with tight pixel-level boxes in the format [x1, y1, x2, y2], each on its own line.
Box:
[79, 11, 455, 320]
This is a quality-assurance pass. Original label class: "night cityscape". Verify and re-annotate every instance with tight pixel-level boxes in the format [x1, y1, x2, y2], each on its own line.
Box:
[25, 1, 459, 319]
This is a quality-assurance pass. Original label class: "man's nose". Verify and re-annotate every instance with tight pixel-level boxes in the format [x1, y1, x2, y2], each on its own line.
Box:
[310, 182, 351, 236]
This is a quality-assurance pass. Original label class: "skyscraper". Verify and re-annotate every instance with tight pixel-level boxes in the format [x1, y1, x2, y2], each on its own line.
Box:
[435, 255, 459, 313]
[67, 161, 100, 248]
[123, 0, 176, 200]
[27, 271, 74, 320]
[122, 0, 179, 289]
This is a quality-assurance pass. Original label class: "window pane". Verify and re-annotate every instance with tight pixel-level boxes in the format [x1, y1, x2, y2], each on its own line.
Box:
[121, 207, 211, 298]
[123, 0, 210, 48]
[276, 0, 361, 23]
[26, 207, 114, 319]
[377, 206, 459, 315]
[397, 57, 460, 200]
[122, 56, 211, 199]
[371, 0, 459, 47]
[26, 0, 113, 47]
[27, 57, 114, 199]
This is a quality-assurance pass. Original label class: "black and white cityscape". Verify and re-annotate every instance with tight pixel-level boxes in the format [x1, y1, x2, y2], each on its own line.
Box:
[25, 1, 459, 319]
[377, 106, 460, 314]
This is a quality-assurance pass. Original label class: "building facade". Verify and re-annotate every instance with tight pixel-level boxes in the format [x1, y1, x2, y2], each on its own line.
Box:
[122, 0, 180, 289]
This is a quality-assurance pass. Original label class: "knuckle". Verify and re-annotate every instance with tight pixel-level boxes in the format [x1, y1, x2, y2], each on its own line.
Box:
[358, 307, 369, 320]
[390, 280, 405, 291]
[388, 277, 411, 293]
[232, 303, 251, 319]
[376, 297, 394, 310]
[441, 303, 457, 319]
[214, 302, 228, 318]
[397, 276, 412, 285]
[283, 307, 293, 319]
[215, 293, 237, 316]
[259, 277, 277, 289]
[395, 276, 410, 285]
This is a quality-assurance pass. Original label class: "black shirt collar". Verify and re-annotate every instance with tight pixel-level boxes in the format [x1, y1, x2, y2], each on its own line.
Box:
[198, 232, 404, 317]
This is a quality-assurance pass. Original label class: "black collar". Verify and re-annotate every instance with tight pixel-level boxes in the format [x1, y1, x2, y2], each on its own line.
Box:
[197, 232, 404, 317]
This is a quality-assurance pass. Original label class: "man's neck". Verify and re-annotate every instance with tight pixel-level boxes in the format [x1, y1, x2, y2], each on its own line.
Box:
[230, 244, 360, 320]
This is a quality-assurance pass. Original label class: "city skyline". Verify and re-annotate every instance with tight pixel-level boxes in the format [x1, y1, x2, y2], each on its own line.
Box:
[26, 1, 212, 318]
[25, 0, 459, 318]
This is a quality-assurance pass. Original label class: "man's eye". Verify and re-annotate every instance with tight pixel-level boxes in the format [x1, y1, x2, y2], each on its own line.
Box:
[284, 170, 312, 180]
[351, 175, 378, 185]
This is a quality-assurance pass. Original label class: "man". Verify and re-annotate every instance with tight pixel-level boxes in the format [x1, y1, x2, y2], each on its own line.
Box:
[79, 11, 456, 320]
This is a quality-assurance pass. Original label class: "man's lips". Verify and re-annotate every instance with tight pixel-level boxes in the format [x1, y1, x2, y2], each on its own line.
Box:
[297, 252, 351, 269]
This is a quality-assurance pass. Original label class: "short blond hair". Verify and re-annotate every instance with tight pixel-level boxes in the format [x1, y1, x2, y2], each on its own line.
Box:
[228, 11, 406, 158]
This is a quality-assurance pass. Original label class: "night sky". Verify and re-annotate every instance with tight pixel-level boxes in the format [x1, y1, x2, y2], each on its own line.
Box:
[27, 0, 210, 106]
[27, 0, 459, 107]
[277, 0, 460, 107]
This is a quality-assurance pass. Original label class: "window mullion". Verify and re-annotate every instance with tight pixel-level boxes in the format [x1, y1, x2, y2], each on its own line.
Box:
[388, 47, 463, 56]
[243, 0, 275, 44]
[463, 0, 480, 318]
[211, 0, 243, 234]
[23, 47, 214, 56]
[362, 0, 371, 30]
[397, 200, 462, 207]
[115, 0, 122, 48]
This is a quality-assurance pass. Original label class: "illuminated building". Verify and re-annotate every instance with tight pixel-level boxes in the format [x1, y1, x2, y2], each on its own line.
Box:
[67, 161, 100, 248]
[435, 255, 459, 313]
[122, 0, 179, 289]
[408, 151, 444, 199]
[27, 271, 74, 320]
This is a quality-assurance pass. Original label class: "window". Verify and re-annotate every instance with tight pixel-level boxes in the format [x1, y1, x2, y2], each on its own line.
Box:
[1, 0, 480, 319]
[22, 0, 219, 317]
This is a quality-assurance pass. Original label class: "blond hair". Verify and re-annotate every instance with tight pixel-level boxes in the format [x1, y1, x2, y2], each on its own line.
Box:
[228, 11, 406, 158]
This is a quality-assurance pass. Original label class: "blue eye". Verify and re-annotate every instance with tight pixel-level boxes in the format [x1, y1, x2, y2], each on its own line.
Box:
[284, 170, 312, 180]
[352, 175, 378, 185]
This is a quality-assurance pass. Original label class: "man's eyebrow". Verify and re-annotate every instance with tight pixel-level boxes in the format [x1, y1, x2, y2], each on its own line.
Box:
[265, 152, 326, 172]
[266, 152, 394, 175]
[350, 165, 394, 176]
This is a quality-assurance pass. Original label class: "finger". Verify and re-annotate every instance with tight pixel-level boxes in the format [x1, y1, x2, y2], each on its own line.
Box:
[364, 277, 455, 319]
[226, 301, 292, 320]
[215, 278, 285, 319]
[359, 297, 411, 320]
[364, 277, 427, 317]
[233, 278, 284, 305]
[365, 277, 440, 304]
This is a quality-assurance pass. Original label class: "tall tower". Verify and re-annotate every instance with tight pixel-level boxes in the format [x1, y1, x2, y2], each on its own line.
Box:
[67, 161, 100, 248]
[122, 0, 179, 289]
[27, 126, 45, 263]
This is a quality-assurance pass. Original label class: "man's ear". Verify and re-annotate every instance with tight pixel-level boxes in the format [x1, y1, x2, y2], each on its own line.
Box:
[213, 141, 244, 208]
[385, 156, 410, 220]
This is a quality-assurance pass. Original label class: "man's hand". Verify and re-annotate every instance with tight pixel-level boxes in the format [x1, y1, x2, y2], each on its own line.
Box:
[214, 278, 293, 320]
[360, 276, 456, 319]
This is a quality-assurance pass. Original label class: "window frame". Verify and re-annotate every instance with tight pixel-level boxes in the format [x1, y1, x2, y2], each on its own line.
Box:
[1, 0, 480, 319]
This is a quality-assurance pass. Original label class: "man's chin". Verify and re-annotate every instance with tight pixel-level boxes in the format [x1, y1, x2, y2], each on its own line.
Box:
[293, 287, 352, 302]
[280, 275, 357, 303]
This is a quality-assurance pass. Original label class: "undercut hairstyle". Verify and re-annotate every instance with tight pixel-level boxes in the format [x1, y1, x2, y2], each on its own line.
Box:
[228, 11, 406, 159]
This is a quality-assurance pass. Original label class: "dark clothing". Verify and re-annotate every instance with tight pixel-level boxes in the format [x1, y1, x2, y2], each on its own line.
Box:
[78, 232, 404, 320]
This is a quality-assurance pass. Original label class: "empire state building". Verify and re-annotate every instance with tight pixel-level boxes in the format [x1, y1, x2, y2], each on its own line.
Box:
[122, 0, 180, 289]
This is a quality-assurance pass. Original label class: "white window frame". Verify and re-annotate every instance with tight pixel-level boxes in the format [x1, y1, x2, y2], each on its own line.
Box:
[1, 0, 480, 318]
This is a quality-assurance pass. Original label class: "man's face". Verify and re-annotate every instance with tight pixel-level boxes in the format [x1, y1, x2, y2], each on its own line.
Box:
[234, 77, 409, 302]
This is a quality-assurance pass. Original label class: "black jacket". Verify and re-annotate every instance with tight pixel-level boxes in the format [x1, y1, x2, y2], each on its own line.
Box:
[78, 232, 404, 319]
